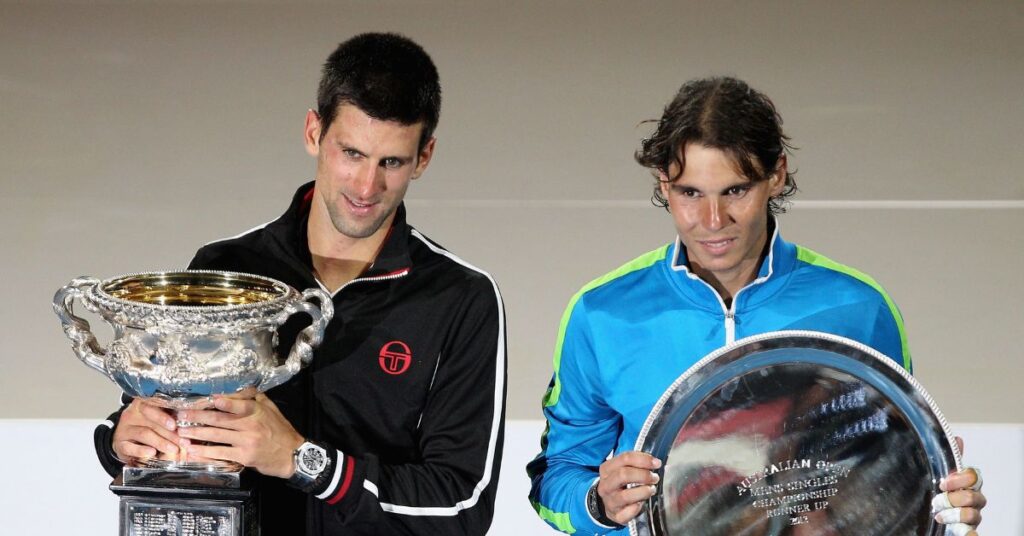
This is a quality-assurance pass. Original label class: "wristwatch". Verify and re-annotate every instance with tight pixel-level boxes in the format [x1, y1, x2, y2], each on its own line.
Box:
[587, 480, 624, 529]
[287, 440, 331, 492]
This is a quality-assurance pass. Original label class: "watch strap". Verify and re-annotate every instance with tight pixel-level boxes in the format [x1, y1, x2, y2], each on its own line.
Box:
[587, 479, 624, 529]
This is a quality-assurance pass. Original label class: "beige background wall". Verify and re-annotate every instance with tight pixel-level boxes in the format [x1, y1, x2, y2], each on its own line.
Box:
[1, 1, 1021, 424]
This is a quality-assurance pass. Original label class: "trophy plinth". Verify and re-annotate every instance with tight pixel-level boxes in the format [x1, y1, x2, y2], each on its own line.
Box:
[55, 270, 334, 536]
[111, 473, 257, 536]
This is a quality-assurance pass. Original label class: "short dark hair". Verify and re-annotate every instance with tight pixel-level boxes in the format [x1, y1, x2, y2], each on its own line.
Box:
[635, 76, 797, 214]
[317, 33, 441, 151]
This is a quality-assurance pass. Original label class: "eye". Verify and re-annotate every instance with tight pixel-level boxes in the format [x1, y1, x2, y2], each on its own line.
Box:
[342, 148, 362, 160]
[381, 158, 403, 169]
[672, 186, 701, 198]
[725, 185, 750, 197]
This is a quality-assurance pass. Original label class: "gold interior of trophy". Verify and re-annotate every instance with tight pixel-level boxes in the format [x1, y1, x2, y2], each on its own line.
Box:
[103, 272, 286, 306]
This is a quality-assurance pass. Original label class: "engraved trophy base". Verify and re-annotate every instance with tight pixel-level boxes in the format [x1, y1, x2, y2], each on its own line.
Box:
[110, 468, 259, 536]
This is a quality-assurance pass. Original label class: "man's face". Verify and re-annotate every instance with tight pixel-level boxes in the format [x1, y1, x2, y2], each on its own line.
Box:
[304, 104, 434, 241]
[659, 143, 784, 291]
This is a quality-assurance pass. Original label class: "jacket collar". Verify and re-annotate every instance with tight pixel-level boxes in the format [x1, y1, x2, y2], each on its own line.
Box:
[264, 181, 414, 280]
[666, 216, 796, 310]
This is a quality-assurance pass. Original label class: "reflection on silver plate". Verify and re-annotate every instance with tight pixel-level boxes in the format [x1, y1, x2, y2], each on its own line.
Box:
[631, 331, 961, 536]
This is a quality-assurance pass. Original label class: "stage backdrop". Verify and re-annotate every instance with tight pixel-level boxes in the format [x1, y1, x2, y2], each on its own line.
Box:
[1, 1, 1021, 534]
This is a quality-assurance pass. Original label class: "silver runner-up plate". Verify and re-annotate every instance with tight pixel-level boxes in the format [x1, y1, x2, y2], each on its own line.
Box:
[631, 331, 961, 536]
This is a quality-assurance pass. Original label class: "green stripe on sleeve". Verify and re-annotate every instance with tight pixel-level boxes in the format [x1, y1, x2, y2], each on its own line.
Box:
[531, 500, 576, 533]
[543, 244, 671, 408]
[796, 246, 912, 371]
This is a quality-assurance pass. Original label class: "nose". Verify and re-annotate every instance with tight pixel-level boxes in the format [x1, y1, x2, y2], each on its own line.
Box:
[351, 162, 385, 199]
[702, 197, 726, 231]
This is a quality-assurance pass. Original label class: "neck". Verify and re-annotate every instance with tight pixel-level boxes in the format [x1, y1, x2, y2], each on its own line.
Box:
[306, 199, 393, 292]
[692, 262, 758, 306]
[692, 226, 773, 306]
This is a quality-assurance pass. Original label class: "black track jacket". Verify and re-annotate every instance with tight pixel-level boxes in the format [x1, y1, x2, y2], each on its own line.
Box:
[95, 182, 507, 535]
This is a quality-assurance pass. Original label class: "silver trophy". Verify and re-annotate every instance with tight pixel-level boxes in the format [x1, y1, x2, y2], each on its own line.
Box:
[632, 331, 961, 536]
[54, 270, 333, 535]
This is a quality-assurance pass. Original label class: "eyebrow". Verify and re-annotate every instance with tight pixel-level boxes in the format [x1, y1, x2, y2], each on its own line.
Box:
[338, 143, 414, 164]
[671, 180, 752, 193]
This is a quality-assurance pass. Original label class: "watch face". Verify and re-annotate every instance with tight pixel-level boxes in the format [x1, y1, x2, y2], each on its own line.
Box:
[299, 444, 328, 475]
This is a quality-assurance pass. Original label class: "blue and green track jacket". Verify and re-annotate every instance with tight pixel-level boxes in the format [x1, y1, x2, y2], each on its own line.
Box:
[527, 222, 911, 535]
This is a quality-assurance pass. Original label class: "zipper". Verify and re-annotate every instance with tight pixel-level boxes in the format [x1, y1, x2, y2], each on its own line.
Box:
[724, 309, 736, 343]
[677, 259, 768, 346]
[670, 230, 777, 346]
[723, 278, 768, 345]
[318, 267, 411, 298]
[681, 273, 736, 343]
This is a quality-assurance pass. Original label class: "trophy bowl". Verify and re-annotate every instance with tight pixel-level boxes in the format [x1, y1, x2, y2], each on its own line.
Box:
[54, 270, 333, 470]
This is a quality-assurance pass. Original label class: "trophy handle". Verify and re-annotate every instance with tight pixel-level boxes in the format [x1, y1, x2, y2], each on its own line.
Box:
[262, 288, 334, 391]
[52, 277, 109, 376]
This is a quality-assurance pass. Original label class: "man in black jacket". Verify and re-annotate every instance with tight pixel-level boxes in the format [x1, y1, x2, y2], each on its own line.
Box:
[94, 33, 507, 535]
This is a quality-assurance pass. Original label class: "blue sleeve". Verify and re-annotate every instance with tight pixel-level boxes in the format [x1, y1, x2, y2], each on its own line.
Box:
[527, 296, 623, 535]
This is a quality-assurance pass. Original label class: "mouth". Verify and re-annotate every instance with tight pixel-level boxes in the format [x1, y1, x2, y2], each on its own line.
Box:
[343, 195, 378, 213]
[697, 238, 736, 254]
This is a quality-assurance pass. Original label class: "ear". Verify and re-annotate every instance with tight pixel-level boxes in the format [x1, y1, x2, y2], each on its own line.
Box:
[657, 170, 672, 201]
[303, 109, 321, 157]
[768, 154, 787, 196]
[411, 137, 436, 180]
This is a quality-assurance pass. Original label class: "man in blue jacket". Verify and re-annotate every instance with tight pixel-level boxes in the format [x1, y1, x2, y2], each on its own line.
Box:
[528, 76, 985, 535]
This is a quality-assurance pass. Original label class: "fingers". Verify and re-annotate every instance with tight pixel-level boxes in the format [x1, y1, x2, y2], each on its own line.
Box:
[220, 387, 259, 400]
[598, 454, 660, 498]
[176, 424, 236, 446]
[945, 489, 987, 510]
[943, 522, 978, 536]
[603, 483, 658, 526]
[615, 482, 658, 505]
[605, 451, 662, 471]
[598, 452, 662, 525]
[114, 433, 161, 460]
[210, 396, 256, 417]
[113, 425, 184, 460]
[112, 400, 185, 461]
[137, 402, 179, 432]
[185, 442, 240, 465]
[969, 468, 984, 491]
[935, 507, 962, 524]
[178, 407, 247, 430]
[941, 468, 983, 492]
[611, 501, 645, 526]
[934, 506, 983, 526]
[600, 465, 660, 491]
[956, 508, 982, 526]
[599, 451, 661, 486]
[932, 463, 986, 533]
[933, 488, 984, 532]
[932, 489, 986, 511]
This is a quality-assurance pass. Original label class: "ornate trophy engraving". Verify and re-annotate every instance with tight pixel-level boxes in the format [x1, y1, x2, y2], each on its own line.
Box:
[54, 270, 333, 536]
[632, 331, 961, 536]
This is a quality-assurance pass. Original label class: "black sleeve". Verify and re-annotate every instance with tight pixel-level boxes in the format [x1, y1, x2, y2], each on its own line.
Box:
[314, 278, 507, 535]
[94, 392, 132, 477]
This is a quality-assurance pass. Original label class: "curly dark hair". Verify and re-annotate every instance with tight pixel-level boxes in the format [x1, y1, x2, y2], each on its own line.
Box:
[635, 77, 797, 214]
